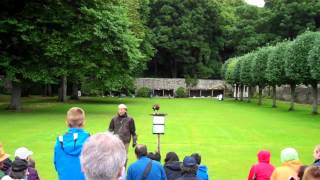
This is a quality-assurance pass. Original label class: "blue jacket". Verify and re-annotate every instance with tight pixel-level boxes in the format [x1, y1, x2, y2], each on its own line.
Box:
[127, 156, 167, 180]
[54, 128, 90, 180]
[197, 165, 209, 180]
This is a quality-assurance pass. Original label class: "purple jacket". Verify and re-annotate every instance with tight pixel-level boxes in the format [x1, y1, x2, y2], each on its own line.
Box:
[27, 167, 40, 180]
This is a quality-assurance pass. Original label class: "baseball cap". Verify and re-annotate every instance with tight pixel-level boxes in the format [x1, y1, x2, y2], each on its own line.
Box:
[183, 156, 197, 167]
[15, 147, 33, 160]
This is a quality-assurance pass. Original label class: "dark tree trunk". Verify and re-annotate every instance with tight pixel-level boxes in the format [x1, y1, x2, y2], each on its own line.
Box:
[311, 82, 318, 115]
[154, 59, 158, 77]
[43, 84, 48, 96]
[171, 59, 177, 78]
[240, 84, 244, 101]
[258, 86, 263, 105]
[289, 83, 296, 111]
[8, 82, 22, 111]
[70, 82, 79, 100]
[235, 84, 239, 100]
[58, 76, 67, 102]
[47, 84, 52, 96]
[247, 86, 251, 103]
[272, 85, 277, 108]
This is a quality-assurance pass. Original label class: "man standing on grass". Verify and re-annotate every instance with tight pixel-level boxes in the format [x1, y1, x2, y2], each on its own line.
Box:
[109, 104, 137, 153]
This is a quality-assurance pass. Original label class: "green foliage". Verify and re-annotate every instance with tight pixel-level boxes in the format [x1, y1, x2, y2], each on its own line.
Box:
[251, 46, 273, 87]
[308, 37, 320, 81]
[266, 41, 290, 86]
[175, 87, 187, 98]
[136, 87, 151, 97]
[240, 53, 255, 86]
[185, 76, 199, 88]
[224, 58, 238, 84]
[285, 31, 320, 84]
[147, 0, 222, 78]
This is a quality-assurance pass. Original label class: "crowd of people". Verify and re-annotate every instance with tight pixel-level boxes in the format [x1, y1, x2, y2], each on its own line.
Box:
[0, 105, 320, 180]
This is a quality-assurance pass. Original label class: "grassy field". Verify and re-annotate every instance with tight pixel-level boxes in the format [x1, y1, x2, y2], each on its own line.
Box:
[0, 96, 319, 180]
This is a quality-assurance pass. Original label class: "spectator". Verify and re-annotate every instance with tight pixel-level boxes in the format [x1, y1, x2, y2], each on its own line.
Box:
[247, 150, 274, 180]
[191, 153, 209, 180]
[1, 159, 28, 180]
[164, 152, 182, 180]
[14, 147, 40, 180]
[127, 144, 167, 180]
[297, 165, 308, 180]
[271, 148, 302, 180]
[0, 144, 10, 179]
[313, 145, 320, 166]
[148, 152, 161, 162]
[54, 107, 90, 180]
[302, 165, 320, 180]
[80, 132, 127, 180]
[176, 156, 201, 180]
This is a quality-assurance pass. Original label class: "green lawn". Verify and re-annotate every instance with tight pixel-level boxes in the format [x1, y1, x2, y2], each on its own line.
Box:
[0, 96, 319, 180]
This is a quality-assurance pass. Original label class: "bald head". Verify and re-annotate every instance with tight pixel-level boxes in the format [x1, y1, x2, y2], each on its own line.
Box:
[135, 144, 148, 159]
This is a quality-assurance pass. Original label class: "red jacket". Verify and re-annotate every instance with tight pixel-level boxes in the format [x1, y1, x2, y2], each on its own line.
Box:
[248, 150, 275, 180]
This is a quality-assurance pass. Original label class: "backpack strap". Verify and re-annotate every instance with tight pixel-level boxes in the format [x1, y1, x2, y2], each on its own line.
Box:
[58, 136, 64, 150]
[73, 133, 78, 148]
[141, 160, 152, 180]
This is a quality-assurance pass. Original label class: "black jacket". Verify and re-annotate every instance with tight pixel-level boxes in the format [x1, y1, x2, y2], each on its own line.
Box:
[109, 114, 136, 144]
[175, 173, 202, 180]
[164, 161, 182, 180]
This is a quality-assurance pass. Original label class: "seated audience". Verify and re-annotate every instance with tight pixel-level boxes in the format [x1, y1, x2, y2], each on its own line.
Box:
[313, 145, 320, 166]
[164, 152, 182, 180]
[1, 159, 28, 180]
[302, 165, 320, 180]
[191, 153, 209, 180]
[127, 144, 166, 180]
[176, 156, 201, 180]
[80, 132, 127, 180]
[15, 147, 40, 180]
[247, 150, 274, 180]
[271, 148, 302, 180]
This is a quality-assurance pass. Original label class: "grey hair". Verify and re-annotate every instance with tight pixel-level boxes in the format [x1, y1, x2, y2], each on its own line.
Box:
[80, 132, 127, 180]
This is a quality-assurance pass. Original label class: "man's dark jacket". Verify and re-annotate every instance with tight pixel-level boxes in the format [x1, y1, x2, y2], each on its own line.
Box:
[109, 113, 136, 144]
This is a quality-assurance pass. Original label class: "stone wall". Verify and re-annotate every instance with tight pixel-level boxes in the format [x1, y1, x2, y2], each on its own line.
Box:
[135, 78, 232, 96]
[262, 84, 319, 104]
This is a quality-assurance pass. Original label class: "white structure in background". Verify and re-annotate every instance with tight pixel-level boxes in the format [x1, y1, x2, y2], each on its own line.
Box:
[233, 85, 249, 98]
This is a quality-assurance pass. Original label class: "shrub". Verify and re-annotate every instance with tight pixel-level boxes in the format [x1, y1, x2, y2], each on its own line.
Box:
[175, 87, 187, 98]
[136, 87, 151, 97]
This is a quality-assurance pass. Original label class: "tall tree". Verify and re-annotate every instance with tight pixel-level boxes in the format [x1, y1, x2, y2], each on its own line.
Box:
[266, 41, 290, 108]
[147, 0, 222, 78]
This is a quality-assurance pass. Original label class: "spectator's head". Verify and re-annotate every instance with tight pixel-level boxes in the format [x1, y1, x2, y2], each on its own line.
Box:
[9, 159, 28, 179]
[81, 132, 126, 180]
[302, 166, 320, 180]
[66, 107, 85, 128]
[191, 153, 201, 165]
[181, 156, 198, 176]
[0, 144, 9, 168]
[28, 158, 35, 168]
[257, 150, 271, 163]
[164, 152, 179, 163]
[313, 145, 320, 160]
[281, 148, 299, 163]
[298, 165, 309, 180]
[15, 147, 33, 161]
[135, 144, 148, 159]
[147, 152, 161, 162]
[118, 104, 127, 116]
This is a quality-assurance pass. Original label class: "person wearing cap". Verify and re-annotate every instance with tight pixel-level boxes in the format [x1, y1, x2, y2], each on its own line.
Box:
[247, 150, 274, 180]
[1, 159, 28, 180]
[109, 104, 137, 153]
[127, 144, 166, 180]
[14, 147, 40, 180]
[271, 147, 302, 180]
[191, 153, 209, 180]
[176, 156, 201, 180]
[54, 107, 90, 180]
[0, 144, 10, 179]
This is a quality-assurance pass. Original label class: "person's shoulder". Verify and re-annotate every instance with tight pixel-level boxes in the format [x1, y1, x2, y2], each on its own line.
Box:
[152, 160, 164, 169]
